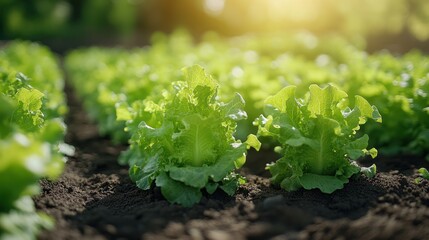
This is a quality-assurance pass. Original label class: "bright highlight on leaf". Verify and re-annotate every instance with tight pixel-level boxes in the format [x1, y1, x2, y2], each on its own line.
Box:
[120, 65, 260, 207]
[255, 84, 381, 193]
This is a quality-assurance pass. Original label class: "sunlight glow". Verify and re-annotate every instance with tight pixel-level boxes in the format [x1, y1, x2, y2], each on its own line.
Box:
[204, 0, 225, 16]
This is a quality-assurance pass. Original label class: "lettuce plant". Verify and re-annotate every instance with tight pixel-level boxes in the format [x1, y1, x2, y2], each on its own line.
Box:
[118, 65, 260, 207]
[0, 41, 68, 119]
[0, 68, 65, 210]
[0, 42, 67, 240]
[254, 84, 381, 193]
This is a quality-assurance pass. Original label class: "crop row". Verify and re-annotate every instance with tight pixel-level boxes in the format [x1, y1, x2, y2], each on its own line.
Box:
[66, 31, 429, 158]
[65, 31, 428, 206]
[0, 42, 68, 239]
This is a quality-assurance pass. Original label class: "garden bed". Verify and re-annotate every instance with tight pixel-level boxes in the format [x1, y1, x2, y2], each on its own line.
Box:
[34, 80, 429, 240]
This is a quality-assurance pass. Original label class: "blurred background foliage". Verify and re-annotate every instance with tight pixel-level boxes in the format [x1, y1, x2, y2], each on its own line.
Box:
[0, 0, 429, 52]
[0, 0, 137, 38]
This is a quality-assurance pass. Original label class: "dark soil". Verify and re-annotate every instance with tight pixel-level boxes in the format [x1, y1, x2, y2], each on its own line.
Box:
[35, 83, 429, 240]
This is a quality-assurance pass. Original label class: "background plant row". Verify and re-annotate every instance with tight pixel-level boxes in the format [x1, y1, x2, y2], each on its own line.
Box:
[66, 30, 429, 159]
